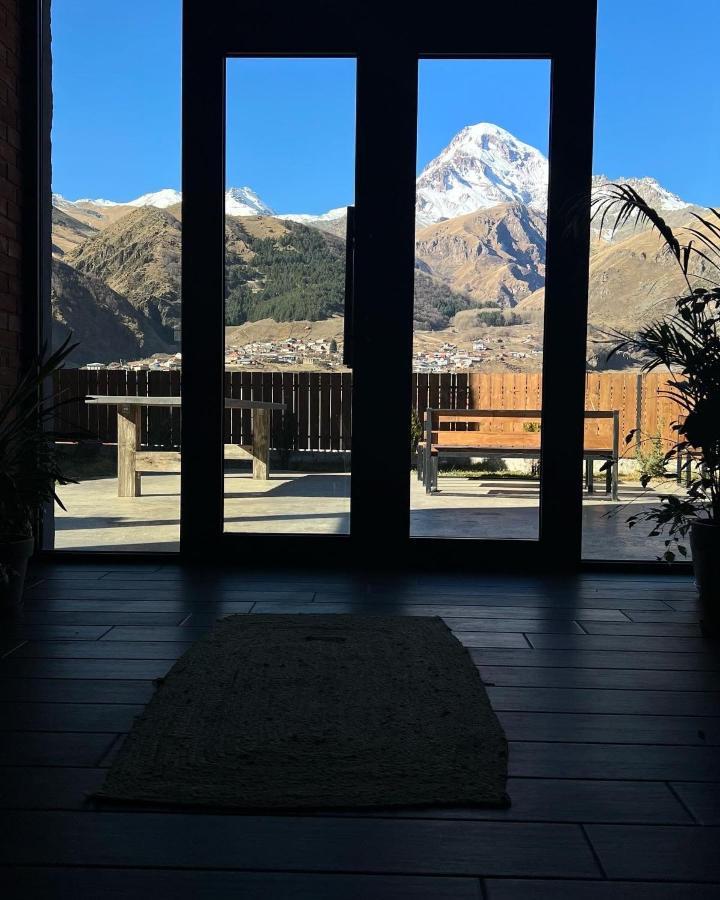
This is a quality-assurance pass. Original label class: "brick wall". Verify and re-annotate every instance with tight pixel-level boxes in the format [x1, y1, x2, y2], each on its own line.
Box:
[0, 0, 23, 400]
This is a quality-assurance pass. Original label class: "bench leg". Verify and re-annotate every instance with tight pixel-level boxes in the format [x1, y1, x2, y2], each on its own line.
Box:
[251, 408, 270, 480]
[117, 405, 141, 497]
[426, 454, 439, 494]
[605, 459, 612, 495]
[417, 447, 424, 482]
[585, 458, 594, 494]
[612, 460, 619, 501]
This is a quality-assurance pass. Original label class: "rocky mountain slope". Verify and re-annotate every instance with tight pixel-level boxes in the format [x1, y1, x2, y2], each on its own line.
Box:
[66, 207, 182, 342]
[415, 203, 546, 307]
[51, 259, 172, 365]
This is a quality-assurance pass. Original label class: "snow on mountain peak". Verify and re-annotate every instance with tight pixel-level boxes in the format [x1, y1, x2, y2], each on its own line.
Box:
[73, 197, 121, 207]
[591, 175, 690, 212]
[225, 186, 274, 216]
[279, 206, 348, 224]
[416, 122, 549, 227]
[127, 188, 182, 209]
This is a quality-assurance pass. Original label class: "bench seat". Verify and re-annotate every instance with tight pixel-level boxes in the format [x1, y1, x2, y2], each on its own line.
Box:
[417, 408, 619, 500]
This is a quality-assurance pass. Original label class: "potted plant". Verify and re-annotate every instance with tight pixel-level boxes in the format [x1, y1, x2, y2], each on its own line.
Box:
[594, 185, 720, 634]
[0, 337, 77, 614]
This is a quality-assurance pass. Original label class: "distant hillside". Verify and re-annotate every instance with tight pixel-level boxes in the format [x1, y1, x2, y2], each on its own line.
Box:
[51, 207, 99, 257]
[51, 258, 172, 365]
[66, 207, 182, 341]
[224, 217, 347, 324]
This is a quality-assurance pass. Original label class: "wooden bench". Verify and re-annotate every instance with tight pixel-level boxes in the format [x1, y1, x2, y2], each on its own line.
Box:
[417, 408, 620, 500]
[86, 396, 286, 497]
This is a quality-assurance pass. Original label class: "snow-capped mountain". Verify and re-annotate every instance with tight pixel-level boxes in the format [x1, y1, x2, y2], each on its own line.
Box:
[415, 123, 549, 227]
[279, 206, 347, 225]
[52, 193, 120, 209]
[127, 188, 182, 209]
[225, 186, 274, 216]
[52, 187, 275, 216]
[591, 175, 690, 212]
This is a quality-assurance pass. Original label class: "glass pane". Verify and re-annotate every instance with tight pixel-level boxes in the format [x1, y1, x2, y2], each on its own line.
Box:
[410, 59, 550, 540]
[223, 58, 355, 535]
[50, 1, 181, 551]
[582, 0, 719, 560]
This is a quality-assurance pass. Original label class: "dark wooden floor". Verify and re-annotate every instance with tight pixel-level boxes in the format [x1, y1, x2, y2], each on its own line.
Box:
[1, 562, 719, 898]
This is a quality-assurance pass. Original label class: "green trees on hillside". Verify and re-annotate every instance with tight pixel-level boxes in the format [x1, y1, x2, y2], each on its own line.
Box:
[223, 219, 478, 329]
[224, 225, 345, 325]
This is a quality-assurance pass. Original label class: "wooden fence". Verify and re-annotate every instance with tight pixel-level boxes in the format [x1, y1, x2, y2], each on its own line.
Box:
[53, 369, 681, 456]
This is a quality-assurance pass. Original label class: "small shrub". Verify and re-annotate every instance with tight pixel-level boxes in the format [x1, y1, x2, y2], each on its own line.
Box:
[635, 433, 667, 481]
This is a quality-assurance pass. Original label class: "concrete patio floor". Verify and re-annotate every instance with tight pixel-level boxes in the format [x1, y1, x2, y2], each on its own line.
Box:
[53, 470, 685, 560]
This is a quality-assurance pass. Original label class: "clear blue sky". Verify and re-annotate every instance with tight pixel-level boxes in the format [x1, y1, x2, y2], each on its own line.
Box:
[52, 0, 719, 210]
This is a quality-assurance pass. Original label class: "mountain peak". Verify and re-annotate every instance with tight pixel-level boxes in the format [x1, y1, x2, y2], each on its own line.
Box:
[416, 123, 549, 227]
[225, 186, 274, 216]
[591, 175, 690, 211]
[128, 188, 182, 209]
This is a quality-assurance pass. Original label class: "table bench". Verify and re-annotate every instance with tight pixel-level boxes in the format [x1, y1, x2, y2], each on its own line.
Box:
[85, 396, 286, 497]
[417, 408, 620, 500]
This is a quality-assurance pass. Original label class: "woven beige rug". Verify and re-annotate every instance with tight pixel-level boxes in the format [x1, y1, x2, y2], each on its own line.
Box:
[98, 614, 509, 810]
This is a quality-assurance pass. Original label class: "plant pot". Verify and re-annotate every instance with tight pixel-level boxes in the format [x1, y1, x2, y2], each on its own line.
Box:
[0, 535, 34, 615]
[689, 522, 720, 637]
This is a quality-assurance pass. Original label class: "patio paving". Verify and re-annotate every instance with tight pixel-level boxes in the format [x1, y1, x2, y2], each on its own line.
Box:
[54, 471, 685, 560]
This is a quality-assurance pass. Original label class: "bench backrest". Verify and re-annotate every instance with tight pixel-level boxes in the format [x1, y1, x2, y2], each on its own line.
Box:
[424, 409, 619, 454]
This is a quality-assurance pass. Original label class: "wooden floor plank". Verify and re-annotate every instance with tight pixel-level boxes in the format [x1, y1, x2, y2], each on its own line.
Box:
[485, 880, 720, 899]
[0, 625, 112, 641]
[527, 634, 718, 653]
[449, 619, 585, 634]
[0, 811, 600, 876]
[2, 869, 481, 900]
[23, 599, 253, 613]
[0, 733, 116, 767]
[250, 603, 632, 621]
[478, 665, 720, 692]
[0, 679, 156, 704]
[312, 594, 672, 611]
[509, 741, 720, 781]
[24, 586, 311, 602]
[471, 648, 720, 672]
[488, 686, 720, 716]
[400, 778, 692, 825]
[498, 711, 720, 745]
[626, 610, 701, 624]
[581, 622, 703, 637]
[0, 658, 173, 680]
[0, 703, 144, 732]
[100, 626, 209, 642]
[587, 824, 720, 882]
[8, 642, 192, 660]
[670, 783, 720, 825]
[12, 611, 189, 626]
[0, 767, 106, 810]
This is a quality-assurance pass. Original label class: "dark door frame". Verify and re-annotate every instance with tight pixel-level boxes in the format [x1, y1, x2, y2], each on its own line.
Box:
[180, 0, 599, 571]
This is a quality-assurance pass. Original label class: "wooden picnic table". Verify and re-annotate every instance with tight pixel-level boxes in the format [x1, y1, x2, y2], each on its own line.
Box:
[85, 396, 286, 497]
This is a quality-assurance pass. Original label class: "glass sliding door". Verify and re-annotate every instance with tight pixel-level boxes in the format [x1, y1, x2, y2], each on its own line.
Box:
[581, 0, 719, 560]
[50, 0, 182, 552]
[222, 58, 356, 535]
[410, 59, 551, 541]
[180, 0, 597, 566]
